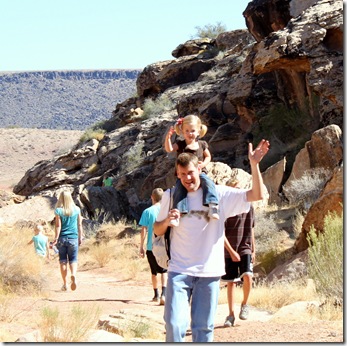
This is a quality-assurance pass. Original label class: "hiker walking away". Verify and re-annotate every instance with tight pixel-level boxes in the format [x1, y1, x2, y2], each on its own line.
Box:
[139, 188, 167, 305]
[28, 219, 51, 260]
[164, 114, 219, 226]
[154, 139, 270, 342]
[53, 190, 83, 292]
[222, 178, 256, 327]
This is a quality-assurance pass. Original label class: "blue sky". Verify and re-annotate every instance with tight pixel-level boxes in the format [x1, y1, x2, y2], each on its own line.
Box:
[1, 0, 250, 72]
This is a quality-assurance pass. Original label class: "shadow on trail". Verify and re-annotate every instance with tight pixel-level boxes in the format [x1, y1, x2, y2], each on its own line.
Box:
[44, 298, 156, 306]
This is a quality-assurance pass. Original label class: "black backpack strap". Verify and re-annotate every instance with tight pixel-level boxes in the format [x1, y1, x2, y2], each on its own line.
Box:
[164, 187, 174, 260]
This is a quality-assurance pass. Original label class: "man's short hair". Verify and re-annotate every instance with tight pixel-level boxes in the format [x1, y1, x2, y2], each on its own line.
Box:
[176, 152, 199, 170]
[152, 188, 164, 203]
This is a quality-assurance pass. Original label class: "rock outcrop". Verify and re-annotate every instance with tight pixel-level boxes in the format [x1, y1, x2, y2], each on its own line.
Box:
[6, 0, 343, 240]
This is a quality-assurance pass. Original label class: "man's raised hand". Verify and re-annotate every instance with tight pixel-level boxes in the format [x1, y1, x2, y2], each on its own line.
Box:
[248, 139, 270, 165]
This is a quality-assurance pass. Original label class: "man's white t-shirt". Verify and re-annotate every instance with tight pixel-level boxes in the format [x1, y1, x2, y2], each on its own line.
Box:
[156, 185, 250, 277]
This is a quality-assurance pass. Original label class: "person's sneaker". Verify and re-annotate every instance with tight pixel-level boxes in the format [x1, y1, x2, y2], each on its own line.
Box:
[208, 204, 220, 220]
[159, 296, 165, 306]
[152, 296, 160, 302]
[61, 284, 67, 291]
[224, 315, 235, 327]
[169, 218, 179, 227]
[71, 275, 77, 291]
[239, 304, 249, 320]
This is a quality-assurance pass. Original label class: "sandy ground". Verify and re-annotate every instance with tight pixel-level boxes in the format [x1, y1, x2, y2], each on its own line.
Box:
[0, 128, 83, 191]
[3, 258, 343, 343]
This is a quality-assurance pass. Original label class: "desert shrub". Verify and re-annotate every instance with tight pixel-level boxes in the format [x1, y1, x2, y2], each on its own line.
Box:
[307, 211, 343, 304]
[253, 210, 279, 252]
[283, 168, 331, 209]
[142, 94, 175, 119]
[89, 242, 114, 267]
[200, 65, 229, 84]
[254, 97, 319, 146]
[120, 140, 145, 174]
[292, 209, 305, 238]
[0, 226, 46, 292]
[78, 127, 106, 144]
[40, 304, 101, 342]
[249, 280, 318, 313]
[87, 163, 99, 174]
[192, 21, 227, 39]
[253, 210, 289, 274]
[79, 219, 148, 279]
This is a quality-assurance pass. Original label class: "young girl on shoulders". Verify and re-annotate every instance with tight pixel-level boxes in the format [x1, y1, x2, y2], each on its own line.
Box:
[164, 114, 219, 226]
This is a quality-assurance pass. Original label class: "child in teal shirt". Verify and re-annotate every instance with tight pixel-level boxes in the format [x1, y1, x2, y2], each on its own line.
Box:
[28, 220, 50, 260]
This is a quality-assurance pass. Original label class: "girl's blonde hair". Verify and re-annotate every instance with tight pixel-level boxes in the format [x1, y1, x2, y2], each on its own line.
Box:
[36, 218, 47, 227]
[174, 115, 208, 138]
[35, 218, 49, 234]
[56, 190, 76, 216]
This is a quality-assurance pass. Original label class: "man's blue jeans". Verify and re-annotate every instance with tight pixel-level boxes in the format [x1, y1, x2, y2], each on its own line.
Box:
[164, 272, 220, 342]
[173, 173, 219, 213]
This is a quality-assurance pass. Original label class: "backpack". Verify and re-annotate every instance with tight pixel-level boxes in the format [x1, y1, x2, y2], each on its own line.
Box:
[152, 188, 174, 269]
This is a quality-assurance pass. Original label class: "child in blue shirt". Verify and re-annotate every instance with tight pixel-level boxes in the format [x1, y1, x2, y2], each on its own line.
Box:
[28, 219, 50, 260]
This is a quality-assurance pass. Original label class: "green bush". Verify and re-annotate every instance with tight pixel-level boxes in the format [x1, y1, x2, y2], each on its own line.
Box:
[121, 140, 145, 174]
[192, 22, 227, 39]
[307, 211, 343, 304]
[142, 94, 175, 119]
[79, 127, 106, 144]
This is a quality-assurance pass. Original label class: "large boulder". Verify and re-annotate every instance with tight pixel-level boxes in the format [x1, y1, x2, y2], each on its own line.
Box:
[295, 163, 343, 252]
[215, 29, 255, 53]
[171, 38, 215, 58]
[136, 56, 216, 98]
[262, 157, 286, 205]
[0, 195, 57, 225]
[267, 250, 308, 283]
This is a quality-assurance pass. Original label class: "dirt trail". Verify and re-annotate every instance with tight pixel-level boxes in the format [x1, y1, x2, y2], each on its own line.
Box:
[5, 261, 343, 343]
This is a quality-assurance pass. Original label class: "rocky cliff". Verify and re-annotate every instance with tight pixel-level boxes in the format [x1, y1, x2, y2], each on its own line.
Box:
[7, 0, 343, 252]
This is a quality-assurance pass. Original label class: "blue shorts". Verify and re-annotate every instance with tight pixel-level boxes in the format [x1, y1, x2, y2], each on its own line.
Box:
[221, 254, 253, 282]
[57, 237, 79, 264]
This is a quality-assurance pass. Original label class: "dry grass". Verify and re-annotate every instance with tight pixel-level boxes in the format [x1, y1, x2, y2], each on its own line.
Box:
[249, 280, 318, 312]
[292, 209, 305, 238]
[0, 225, 49, 293]
[0, 289, 15, 322]
[218, 280, 342, 320]
[40, 304, 101, 342]
[79, 220, 148, 280]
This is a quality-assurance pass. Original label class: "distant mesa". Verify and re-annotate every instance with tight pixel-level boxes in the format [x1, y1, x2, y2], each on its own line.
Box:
[0, 69, 141, 130]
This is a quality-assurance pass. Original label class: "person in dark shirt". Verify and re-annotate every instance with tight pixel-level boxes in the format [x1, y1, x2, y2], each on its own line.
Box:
[222, 178, 255, 327]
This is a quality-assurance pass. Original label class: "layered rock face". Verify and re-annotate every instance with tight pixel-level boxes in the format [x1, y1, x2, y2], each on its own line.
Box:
[2, 0, 342, 253]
